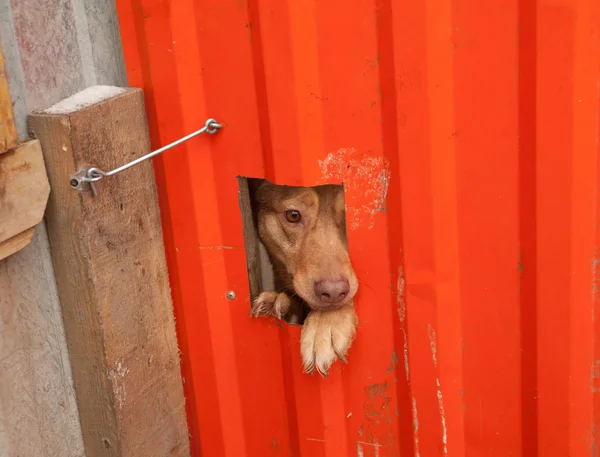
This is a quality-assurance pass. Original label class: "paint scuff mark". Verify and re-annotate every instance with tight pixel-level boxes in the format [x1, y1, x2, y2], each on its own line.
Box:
[357, 441, 364, 457]
[362, 54, 380, 77]
[109, 360, 129, 411]
[517, 251, 524, 292]
[306, 438, 326, 443]
[198, 245, 234, 250]
[361, 382, 395, 455]
[428, 324, 448, 455]
[428, 324, 438, 368]
[592, 423, 598, 457]
[365, 383, 389, 405]
[387, 348, 398, 373]
[356, 425, 365, 457]
[437, 387, 448, 455]
[592, 254, 600, 322]
[412, 396, 421, 457]
[356, 440, 381, 457]
[397, 266, 406, 323]
[401, 329, 410, 382]
[397, 266, 410, 381]
[319, 147, 390, 231]
[356, 441, 365, 457]
[592, 360, 600, 393]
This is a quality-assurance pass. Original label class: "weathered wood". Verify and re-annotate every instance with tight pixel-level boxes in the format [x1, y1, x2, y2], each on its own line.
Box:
[238, 177, 263, 300]
[0, 139, 50, 259]
[0, 140, 50, 239]
[0, 227, 35, 260]
[29, 87, 190, 457]
[0, 47, 17, 153]
[0, 224, 86, 457]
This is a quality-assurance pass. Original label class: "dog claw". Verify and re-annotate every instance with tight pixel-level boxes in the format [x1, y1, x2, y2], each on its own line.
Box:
[300, 304, 357, 377]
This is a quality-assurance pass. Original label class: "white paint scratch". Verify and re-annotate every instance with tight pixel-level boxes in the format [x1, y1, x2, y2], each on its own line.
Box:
[356, 441, 382, 448]
[437, 385, 448, 455]
[397, 266, 406, 323]
[412, 396, 421, 457]
[428, 324, 438, 369]
[429, 324, 448, 455]
[356, 441, 381, 457]
[397, 266, 410, 381]
[401, 328, 410, 381]
[357, 442, 364, 457]
[306, 438, 326, 443]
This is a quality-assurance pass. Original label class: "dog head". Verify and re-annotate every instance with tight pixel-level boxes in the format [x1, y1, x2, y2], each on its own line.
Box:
[252, 180, 358, 311]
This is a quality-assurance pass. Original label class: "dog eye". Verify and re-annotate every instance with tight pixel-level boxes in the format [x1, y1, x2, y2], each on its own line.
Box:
[284, 210, 302, 223]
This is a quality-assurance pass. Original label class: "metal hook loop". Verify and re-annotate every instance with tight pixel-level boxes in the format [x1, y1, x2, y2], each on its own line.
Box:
[69, 117, 222, 196]
[205, 118, 221, 134]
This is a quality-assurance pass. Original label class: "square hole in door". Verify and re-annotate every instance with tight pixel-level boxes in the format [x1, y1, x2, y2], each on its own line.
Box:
[237, 177, 349, 326]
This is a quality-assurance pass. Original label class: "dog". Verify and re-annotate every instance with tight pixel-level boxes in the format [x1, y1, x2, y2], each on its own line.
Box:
[248, 179, 359, 376]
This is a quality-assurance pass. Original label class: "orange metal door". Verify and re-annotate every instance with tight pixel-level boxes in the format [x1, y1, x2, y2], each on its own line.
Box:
[115, 0, 600, 456]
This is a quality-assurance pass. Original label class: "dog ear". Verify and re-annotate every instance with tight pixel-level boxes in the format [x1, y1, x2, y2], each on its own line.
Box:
[251, 179, 278, 205]
[248, 177, 275, 195]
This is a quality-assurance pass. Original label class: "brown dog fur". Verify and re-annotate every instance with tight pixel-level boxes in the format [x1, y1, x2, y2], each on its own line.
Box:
[249, 179, 359, 375]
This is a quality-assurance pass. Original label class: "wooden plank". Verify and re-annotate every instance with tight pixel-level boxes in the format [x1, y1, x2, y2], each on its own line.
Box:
[0, 46, 17, 153]
[0, 140, 50, 240]
[237, 176, 263, 300]
[29, 87, 190, 457]
[0, 139, 50, 258]
[0, 227, 35, 260]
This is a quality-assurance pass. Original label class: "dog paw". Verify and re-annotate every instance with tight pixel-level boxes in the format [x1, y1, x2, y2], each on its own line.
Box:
[251, 291, 291, 320]
[300, 304, 358, 376]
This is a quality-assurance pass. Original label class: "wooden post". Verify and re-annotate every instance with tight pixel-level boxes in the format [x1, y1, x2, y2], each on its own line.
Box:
[29, 88, 190, 457]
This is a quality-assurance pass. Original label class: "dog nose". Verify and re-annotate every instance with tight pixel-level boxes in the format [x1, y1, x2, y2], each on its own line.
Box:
[314, 278, 350, 304]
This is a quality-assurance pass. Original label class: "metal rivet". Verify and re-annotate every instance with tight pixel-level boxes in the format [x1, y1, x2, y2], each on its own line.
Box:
[226, 291, 236, 300]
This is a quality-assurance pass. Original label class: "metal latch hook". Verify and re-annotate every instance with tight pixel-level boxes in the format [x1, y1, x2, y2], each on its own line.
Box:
[69, 118, 222, 196]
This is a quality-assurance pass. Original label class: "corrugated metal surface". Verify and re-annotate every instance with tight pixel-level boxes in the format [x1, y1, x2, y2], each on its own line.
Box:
[115, 0, 600, 455]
